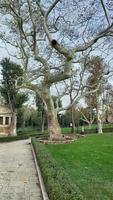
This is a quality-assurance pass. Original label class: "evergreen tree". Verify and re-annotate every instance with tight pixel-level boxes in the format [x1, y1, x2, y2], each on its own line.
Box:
[0, 58, 27, 135]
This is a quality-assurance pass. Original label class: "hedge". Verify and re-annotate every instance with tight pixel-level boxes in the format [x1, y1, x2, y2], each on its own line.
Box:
[31, 138, 85, 200]
[18, 132, 48, 139]
[78, 127, 113, 134]
[0, 135, 29, 143]
[0, 132, 49, 143]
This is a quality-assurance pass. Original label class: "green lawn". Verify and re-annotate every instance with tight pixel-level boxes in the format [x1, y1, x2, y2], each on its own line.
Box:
[47, 133, 113, 200]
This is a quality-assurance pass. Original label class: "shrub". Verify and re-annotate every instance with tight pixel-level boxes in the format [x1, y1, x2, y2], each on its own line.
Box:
[32, 138, 85, 200]
[0, 132, 48, 143]
[0, 135, 29, 143]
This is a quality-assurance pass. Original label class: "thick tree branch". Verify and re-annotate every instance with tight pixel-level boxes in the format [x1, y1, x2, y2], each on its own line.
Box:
[47, 59, 73, 84]
[74, 23, 113, 53]
[37, 1, 73, 60]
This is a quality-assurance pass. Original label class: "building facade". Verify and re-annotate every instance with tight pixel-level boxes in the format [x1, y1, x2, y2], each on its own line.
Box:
[0, 105, 12, 136]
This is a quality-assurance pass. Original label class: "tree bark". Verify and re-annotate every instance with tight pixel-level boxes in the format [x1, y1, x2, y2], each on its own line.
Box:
[96, 94, 103, 134]
[69, 93, 75, 133]
[10, 112, 17, 136]
[97, 117, 103, 133]
[41, 110, 45, 133]
[71, 107, 75, 133]
[88, 123, 92, 129]
[42, 86, 63, 140]
[47, 111, 62, 140]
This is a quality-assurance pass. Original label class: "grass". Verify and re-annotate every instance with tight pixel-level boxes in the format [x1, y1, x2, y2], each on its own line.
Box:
[46, 133, 113, 200]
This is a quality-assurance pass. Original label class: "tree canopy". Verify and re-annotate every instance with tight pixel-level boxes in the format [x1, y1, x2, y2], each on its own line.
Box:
[0, 58, 27, 111]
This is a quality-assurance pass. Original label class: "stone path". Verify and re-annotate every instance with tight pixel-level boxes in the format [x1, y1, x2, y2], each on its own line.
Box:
[0, 139, 42, 200]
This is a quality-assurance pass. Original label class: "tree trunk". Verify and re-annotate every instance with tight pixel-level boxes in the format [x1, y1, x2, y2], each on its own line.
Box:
[42, 86, 63, 140]
[10, 112, 17, 136]
[22, 117, 25, 129]
[70, 93, 75, 133]
[88, 123, 92, 129]
[41, 110, 45, 133]
[96, 94, 103, 134]
[71, 107, 75, 133]
[97, 109, 103, 134]
[22, 112, 25, 130]
[97, 117, 103, 133]
[47, 111, 62, 140]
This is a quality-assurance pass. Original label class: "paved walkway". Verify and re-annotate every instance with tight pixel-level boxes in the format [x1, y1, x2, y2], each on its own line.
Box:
[0, 139, 42, 200]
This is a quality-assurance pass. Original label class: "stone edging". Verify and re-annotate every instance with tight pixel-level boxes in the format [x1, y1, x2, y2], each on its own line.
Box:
[40, 139, 76, 144]
[31, 143, 49, 200]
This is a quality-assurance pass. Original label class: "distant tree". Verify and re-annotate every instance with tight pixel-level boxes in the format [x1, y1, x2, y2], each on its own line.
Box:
[17, 105, 38, 129]
[0, 58, 27, 135]
[36, 93, 46, 132]
[64, 77, 77, 133]
[103, 84, 113, 123]
[17, 107, 25, 129]
[64, 108, 82, 129]
[85, 56, 107, 133]
[77, 107, 96, 128]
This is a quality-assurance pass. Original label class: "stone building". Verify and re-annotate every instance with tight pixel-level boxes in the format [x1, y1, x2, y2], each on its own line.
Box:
[0, 105, 12, 136]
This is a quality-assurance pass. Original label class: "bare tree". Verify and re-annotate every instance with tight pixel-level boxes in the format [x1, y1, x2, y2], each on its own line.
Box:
[0, 0, 113, 140]
[77, 107, 95, 129]
[85, 56, 109, 133]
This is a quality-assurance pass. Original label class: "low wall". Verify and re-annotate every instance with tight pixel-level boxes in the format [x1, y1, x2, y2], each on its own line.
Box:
[0, 126, 10, 135]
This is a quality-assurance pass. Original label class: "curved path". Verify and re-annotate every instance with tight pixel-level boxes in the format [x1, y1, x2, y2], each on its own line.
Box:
[0, 139, 42, 200]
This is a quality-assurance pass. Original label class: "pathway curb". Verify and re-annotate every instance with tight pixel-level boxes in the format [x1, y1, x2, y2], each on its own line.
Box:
[31, 142, 49, 200]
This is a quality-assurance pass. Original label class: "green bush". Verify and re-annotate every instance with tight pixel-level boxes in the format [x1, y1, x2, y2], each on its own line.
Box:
[0, 132, 48, 143]
[81, 127, 113, 134]
[17, 127, 49, 139]
[32, 138, 85, 200]
[0, 135, 29, 143]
